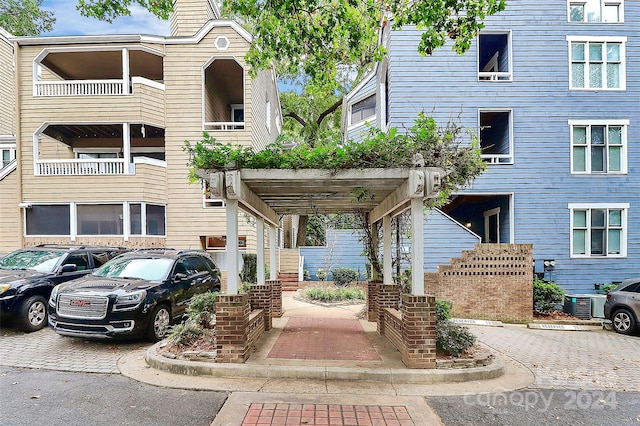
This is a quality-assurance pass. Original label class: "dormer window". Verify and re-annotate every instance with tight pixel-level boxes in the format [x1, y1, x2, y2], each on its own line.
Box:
[350, 94, 376, 126]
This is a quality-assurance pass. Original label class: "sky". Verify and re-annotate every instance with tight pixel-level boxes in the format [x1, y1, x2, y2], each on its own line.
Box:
[41, 0, 170, 36]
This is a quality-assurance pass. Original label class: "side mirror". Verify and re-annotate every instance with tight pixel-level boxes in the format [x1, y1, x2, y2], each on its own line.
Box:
[173, 272, 188, 282]
[61, 264, 77, 273]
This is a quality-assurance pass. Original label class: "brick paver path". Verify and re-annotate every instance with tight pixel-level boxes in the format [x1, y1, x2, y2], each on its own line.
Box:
[241, 403, 416, 426]
[267, 317, 381, 361]
[0, 327, 147, 374]
[470, 325, 640, 391]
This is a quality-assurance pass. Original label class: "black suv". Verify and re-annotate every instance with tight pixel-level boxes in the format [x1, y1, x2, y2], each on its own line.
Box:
[0, 245, 127, 332]
[48, 249, 221, 341]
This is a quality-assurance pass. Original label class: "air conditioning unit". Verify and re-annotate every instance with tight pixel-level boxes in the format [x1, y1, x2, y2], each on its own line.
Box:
[563, 294, 592, 320]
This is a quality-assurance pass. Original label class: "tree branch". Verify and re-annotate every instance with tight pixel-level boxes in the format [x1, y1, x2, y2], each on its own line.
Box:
[316, 98, 343, 127]
[284, 111, 307, 127]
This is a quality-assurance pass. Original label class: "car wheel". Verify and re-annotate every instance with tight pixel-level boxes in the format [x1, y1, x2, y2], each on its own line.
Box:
[611, 309, 637, 335]
[18, 295, 48, 332]
[148, 305, 171, 342]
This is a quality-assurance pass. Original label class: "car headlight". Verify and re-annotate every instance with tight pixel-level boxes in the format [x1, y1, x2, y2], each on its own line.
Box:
[0, 284, 10, 295]
[113, 290, 147, 311]
[49, 285, 60, 306]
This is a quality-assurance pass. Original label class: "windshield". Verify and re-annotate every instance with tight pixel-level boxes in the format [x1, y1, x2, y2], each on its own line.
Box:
[0, 250, 65, 273]
[93, 257, 173, 281]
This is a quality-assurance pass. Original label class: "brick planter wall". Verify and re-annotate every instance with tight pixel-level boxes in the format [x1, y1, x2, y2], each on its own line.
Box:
[249, 284, 272, 331]
[367, 281, 381, 322]
[215, 294, 250, 363]
[425, 244, 534, 323]
[267, 279, 282, 317]
[401, 294, 436, 369]
[376, 284, 400, 335]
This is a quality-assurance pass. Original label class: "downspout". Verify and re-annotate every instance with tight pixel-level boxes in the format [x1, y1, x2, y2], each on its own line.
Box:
[14, 40, 24, 248]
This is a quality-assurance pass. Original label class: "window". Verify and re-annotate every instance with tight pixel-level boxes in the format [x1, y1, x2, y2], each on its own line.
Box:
[570, 120, 627, 174]
[350, 94, 376, 125]
[1, 148, 15, 168]
[569, 203, 628, 257]
[77, 204, 123, 235]
[568, 37, 625, 90]
[479, 110, 513, 164]
[205, 235, 247, 250]
[130, 203, 166, 236]
[478, 32, 512, 81]
[568, 1, 623, 23]
[26, 205, 71, 235]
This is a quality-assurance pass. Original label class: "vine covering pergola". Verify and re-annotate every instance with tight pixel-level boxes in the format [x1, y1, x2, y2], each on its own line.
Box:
[196, 166, 445, 295]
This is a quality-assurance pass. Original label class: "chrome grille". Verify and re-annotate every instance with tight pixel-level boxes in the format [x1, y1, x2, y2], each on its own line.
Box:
[57, 294, 109, 319]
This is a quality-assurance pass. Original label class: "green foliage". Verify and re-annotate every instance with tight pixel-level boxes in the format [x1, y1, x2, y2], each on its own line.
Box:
[533, 277, 566, 313]
[241, 253, 257, 284]
[0, 0, 55, 36]
[168, 291, 219, 346]
[185, 114, 487, 210]
[76, 0, 172, 22]
[330, 267, 358, 287]
[395, 269, 412, 294]
[316, 268, 328, 281]
[303, 286, 365, 303]
[603, 283, 619, 293]
[436, 321, 477, 357]
[436, 300, 452, 323]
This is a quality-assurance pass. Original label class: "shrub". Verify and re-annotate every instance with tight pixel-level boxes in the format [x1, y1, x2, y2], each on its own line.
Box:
[436, 321, 477, 357]
[241, 253, 257, 284]
[168, 291, 219, 347]
[533, 277, 566, 313]
[435, 300, 452, 323]
[316, 268, 327, 281]
[331, 267, 358, 287]
[303, 286, 365, 302]
[603, 283, 618, 293]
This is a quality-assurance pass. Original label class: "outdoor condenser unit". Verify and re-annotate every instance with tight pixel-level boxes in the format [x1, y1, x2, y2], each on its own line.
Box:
[563, 295, 592, 320]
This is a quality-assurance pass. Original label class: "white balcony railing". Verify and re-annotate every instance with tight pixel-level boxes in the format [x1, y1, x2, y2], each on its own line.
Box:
[481, 154, 513, 164]
[36, 159, 126, 176]
[34, 80, 125, 97]
[204, 121, 245, 131]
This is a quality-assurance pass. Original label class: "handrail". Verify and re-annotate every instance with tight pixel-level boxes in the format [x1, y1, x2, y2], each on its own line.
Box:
[36, 159, 126, 175]
[204, 121, 245, 131]
[34, 79, 124, 96]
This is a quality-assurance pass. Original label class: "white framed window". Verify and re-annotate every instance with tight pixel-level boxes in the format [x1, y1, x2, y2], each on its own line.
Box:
[349, 94, 376, 126]
[569, 203, 628, 257]
[478, 31, 512, 81]
[568, 0, 623, 23]
[568, 36, 626, 90]
[570, 120, 628, 174]
[1, 147, 15, 168]
[479, 109, 513, 164]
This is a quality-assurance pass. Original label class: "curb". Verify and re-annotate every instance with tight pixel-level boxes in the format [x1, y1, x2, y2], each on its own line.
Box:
[144, 342, 504, 384]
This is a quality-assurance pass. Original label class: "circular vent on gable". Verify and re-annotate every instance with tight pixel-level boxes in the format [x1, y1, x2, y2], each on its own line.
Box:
[215, 36, 230, 51]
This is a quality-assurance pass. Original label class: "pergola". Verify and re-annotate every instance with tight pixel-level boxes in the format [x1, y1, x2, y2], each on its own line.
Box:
[198, 167, 445, 294]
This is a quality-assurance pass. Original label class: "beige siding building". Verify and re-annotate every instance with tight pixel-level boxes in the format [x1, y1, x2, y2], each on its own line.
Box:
[1, 0, 282, 268]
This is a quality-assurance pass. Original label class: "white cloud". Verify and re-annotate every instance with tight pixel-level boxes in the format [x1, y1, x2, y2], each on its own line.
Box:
[41, 0, 170, 36]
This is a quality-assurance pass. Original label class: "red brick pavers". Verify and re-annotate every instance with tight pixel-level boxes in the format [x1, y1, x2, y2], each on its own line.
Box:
[242, 403, 416, 426]
[267, 317, 381, 361]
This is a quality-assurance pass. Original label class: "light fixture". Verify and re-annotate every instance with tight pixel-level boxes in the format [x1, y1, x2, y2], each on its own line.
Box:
[465, 222, 472, 228]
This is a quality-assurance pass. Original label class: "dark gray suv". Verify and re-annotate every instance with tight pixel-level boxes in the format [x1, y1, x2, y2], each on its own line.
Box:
[604, 279, 640, 335]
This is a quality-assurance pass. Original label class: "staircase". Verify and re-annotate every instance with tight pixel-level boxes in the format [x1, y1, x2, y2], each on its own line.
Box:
[278, 273, 299, 291]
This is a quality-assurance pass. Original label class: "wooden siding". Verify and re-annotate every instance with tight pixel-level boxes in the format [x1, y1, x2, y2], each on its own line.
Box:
[163, 26, 255, 249]
[0, 35, 14, 135]
[300, 229, 367, 280]
[0, 169, 21, 251]
[250, 69, 280, 151]
[170, 0, 214, 37]
[379, 0, 640, 292]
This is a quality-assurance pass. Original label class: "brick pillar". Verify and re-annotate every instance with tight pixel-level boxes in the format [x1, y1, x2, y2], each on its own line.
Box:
[215, 294, 250, 363]
[367, 281, 380, 322]
[401, 294, 436, 369]
[267, 279, 282, 318]
[376, 284, 400, 335]
[249, 284, 273, 331]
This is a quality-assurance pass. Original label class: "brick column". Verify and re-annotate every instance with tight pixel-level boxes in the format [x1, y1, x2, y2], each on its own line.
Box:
[401, 294, 436, 369]
[215, 294, 250, 363]
[376, 284, 400, 335]
[249, 283, 272, 331]
[367, 281, 380, 322]
[267, 279, 282, 318]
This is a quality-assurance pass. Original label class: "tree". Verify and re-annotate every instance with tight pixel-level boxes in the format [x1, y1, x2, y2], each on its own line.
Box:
[76, 0, 173, 22]
[0, 0, 55, 36]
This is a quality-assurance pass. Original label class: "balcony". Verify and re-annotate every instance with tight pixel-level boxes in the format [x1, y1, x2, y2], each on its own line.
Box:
[34, 80, 125, 97]
[36, 159, 126, 176]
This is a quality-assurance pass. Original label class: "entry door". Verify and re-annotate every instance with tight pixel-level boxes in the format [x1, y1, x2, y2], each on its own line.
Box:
[483, 208, 500, 243]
